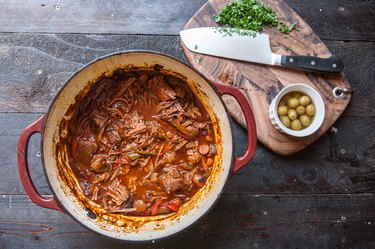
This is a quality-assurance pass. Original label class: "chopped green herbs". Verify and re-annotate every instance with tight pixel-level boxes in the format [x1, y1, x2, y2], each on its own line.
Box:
[279, 22, 298, 34]
[214, 0, 298, 36]
[214, 0, 278, 33]
[216, 27, 258, 37]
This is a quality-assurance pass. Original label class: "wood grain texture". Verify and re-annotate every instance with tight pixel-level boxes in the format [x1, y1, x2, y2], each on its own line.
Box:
[286, 0, 375, 42]
[330, 42, 375, 117]
[0, 0, 207, 35]
[0, 33, 186, 113]
[0, 0, 373, 41]
[182, 0, 353, 155]
[0, 0, 374, 247]
[2, 114, 374, 195]
[1, 194, 374, 249]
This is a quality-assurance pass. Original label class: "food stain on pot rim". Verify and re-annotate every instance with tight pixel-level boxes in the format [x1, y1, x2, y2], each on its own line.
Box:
[54, 63, 223, 234]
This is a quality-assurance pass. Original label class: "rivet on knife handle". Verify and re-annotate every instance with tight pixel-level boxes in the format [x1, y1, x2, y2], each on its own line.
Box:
[280, 55, 344, 73]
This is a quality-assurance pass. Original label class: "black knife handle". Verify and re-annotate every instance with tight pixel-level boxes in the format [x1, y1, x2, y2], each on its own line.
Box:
[280, 55, 343, 73]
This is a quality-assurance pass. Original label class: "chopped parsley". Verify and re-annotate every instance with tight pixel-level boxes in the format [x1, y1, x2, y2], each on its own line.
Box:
[214, 0, 278, 32]
[216, 27, 258, 37]
[279, 22, 299, 34]
[214, 0, 298, 36]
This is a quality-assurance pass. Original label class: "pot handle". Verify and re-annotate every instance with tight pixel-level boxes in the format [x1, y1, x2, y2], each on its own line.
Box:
[212, 82, 257, 174]
[17, 114, 63, 212]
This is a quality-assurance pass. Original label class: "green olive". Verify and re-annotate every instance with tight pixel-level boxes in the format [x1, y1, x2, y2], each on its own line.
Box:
[277, 106, 288, 116]
[300, 115, 311, 127]
[299, 95, 311, 106]
[280, 116, 291, 127]
[287, 109, 297, 120]
[296, 106, 305, 115]
[291, 119, 302, 131]
[306, 104, 315, 116]
[287, 98, 299, 108]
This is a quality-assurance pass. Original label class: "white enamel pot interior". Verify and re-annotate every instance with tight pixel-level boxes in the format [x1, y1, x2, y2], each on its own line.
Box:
[20, 51, 256, 241]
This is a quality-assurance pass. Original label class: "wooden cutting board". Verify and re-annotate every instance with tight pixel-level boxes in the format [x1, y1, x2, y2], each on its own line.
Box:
[182, 0, 352, 155]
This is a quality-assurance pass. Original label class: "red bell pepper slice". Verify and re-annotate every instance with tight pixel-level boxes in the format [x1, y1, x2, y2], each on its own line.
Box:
[162, 198, 182, 212]
[162, 203, 179, 212]
[151, 199, 163, 216]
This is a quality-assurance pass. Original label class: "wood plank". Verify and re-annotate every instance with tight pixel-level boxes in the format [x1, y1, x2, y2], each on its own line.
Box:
[0, 34, 373, 116]
[3, 113, 375, 195]
[0, 33, 186, 113]
[0, 0, 373, 41]
[327, 41, 375, 117]
[0, 114, 50, 195]
[0, 0, 206, 35]
[286, 0, 375, 41]
[0, 194, 374, 248]
[228, 117, 375, 195]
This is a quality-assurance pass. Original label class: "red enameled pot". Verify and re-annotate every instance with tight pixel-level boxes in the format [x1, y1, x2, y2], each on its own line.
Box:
[17, 51, 256, 241]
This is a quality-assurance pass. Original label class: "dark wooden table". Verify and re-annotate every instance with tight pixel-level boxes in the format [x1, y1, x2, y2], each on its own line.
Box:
[1, 1, 374, 248]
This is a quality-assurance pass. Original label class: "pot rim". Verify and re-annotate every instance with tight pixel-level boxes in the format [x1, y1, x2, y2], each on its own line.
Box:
[40, 50, 236, 241]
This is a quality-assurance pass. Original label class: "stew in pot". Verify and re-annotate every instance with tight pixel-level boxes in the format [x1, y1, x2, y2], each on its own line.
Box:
[67, 68, 216, 216]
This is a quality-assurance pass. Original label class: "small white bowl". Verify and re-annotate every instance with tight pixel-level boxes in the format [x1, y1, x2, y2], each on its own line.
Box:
[269, 84, 325, 137]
